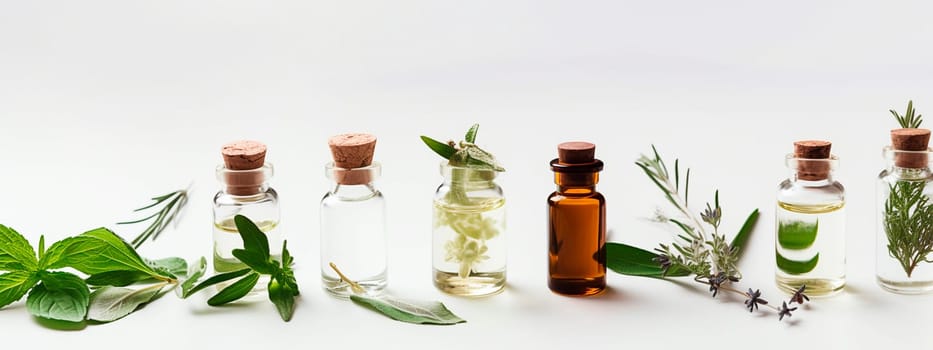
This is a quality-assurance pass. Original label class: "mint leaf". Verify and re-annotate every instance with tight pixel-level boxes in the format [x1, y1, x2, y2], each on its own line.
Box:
[58, 228, 163, 278]
[38, 237, 74, 270]
[87, 284, 166, 322]
[464, 124, 479, 143]
[0, 271, 39, 308]
[207, 272, 260, 306]
[178, 257, 206, 298]
[606, 243, 691, 277]
[0, 224, 38, 272]
[349, 295, 466, 325]
[26, 272, 89, 322]
[234, 215, 270, 259]
[183, 268, 251, 298]
[420, 136, 457, 159]
[86, 271, 151, 287]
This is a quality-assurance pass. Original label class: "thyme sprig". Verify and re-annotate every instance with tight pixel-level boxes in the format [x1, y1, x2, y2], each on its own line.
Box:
[609, 145, 808, 322]
[118, 188, 189, 249]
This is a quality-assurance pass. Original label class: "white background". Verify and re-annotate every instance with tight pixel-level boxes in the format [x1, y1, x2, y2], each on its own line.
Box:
[1, 1, 932, 348]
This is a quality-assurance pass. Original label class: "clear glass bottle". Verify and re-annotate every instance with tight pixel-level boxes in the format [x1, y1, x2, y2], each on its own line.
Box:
[877, 145, 933, 294]
[432, 162, 506, 296]
[548, 142, 606, 296]
[775, 143, 845, 296]
[213, 163, 282, 274]
[320, 162, 388, 297]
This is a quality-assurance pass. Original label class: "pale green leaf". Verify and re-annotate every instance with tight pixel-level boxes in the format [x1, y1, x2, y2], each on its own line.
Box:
[87, 284, 166, 322]
[464, 124, 479, 143]
[350, 295, 466, 325]
[178, 257, 207, 298]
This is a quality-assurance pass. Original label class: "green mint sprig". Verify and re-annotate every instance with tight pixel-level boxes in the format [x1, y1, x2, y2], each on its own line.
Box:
[420, 123, 505, 171]
[182, 215, 299, 322]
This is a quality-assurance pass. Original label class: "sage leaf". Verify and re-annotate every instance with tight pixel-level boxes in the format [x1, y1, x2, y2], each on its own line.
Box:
[0, 271, 39, 308]
[606, 243, 691, 277]
[268, 274, 297, 322]
[0, 224, 38, 272]
[58, 228, 163, 278]
[232, 249, 278, 275]
[464, 124, 479, 143]
[26, 272, 89, 322]
[87, 284, 166, 322]
[349, 295, 466, 325]
[86, 270, 152, 287]
[234, 215, 270, 259]
[730, 209, 760, 260]
[146, 257, 188, 278]
[179, 257, 206, 298]
[420, 136, 457, 159]
[183, 268, 251, 298]
[207, 272, 260, 306]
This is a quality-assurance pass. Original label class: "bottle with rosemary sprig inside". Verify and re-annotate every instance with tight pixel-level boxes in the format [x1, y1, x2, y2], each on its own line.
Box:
[213, 141, 282, 279]
[775, 140, 846, 296]
[877, 101, 933, 294]
[421, 124, 506, 296]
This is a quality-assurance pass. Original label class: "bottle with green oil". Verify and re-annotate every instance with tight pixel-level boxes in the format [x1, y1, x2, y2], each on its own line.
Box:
[775, 140, 845, 296]
[213, 140, 282, 277]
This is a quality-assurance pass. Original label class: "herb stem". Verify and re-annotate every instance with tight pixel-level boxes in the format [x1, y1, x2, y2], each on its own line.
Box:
[329, 262, 364, 295]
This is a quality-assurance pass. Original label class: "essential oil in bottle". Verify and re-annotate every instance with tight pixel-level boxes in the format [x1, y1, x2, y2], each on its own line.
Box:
[548, 141, 606, 296]
[775, 140, 846, 296]
[320, 133, 388, 297]
[212, 141, 282, 276]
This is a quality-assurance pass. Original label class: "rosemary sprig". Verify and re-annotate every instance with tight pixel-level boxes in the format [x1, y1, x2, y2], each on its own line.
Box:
[884, 181, 933, 277]
[891, 100, 923, 128]
[118, 188, 189, 249]
[619, 145, 807, 321]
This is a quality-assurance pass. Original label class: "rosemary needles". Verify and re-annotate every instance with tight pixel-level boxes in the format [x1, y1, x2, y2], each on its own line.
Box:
[118, 188, 189, 248]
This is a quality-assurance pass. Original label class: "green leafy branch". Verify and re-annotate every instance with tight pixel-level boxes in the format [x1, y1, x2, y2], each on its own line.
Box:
[329, 263, 465, 325]
[884, 180, 933, 277]
[181, 215, 299, 322]
[608, 145, 807, 322]
[891, 100, 923, 129]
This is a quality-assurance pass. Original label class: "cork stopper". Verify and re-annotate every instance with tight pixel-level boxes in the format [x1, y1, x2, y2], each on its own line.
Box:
[558, 142, 596, 164]
[328, 133, 377, 185]
[891, 128, 932, 168]
[221, 140, 267, 195]
[793, 140, 832, 181]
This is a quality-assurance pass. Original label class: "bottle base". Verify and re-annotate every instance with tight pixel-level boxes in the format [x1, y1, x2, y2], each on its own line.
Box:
[548, 277, 606, 296]
[775, 275, 845, 297]
[322, 275, 387, 299]
[876, 276, 933, 294]
[433, 270, 505, 297]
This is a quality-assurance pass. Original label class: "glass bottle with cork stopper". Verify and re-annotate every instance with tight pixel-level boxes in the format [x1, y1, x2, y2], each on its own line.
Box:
[213, 140, 282, 274]
[320, 133, 388, 297]
[877, 128, 933, 294]
[548, 141, 606, 296]
[775, 140, 846, 296]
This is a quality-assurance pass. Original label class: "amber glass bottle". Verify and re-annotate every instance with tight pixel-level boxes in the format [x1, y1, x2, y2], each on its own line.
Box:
[548, 142, 606, 296]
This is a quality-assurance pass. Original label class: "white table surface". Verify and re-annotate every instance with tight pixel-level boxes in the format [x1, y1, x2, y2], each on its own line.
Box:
[1, 1, 931, 348]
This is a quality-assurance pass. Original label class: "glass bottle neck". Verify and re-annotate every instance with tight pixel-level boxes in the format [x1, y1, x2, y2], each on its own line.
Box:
[330, 182, 379, 200]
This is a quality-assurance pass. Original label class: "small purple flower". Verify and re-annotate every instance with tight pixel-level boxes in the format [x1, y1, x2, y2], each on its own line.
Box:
[778, 301, 797, 321]
[790, 285, 810, 305]
[744, 288, 768, 312]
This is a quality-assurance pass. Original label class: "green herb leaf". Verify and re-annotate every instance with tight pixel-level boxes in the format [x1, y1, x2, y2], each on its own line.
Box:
[179, 257, 207, 298]
[268, 274, 297, 322]
[0, 271, 39, 308]
[464, 124, 479, 143]
[730, 209, 760, 259]
[777, 220, 818, 250]
[420, 136, 457, 159]
[183, 268, 251, 298]
[58, 228, 163, 278]
[86, 271, 152, 287]
[38, 237, 73, 271]
[234, 215, 270, 259]
[207, 272, 260, 306]
[87, 284, 167, 322]
[146, 257, 188, 279]
[349, 295, 466, 325]
[606, 243, 691, 277]
[26, 272, 89, 322]
[0, 224, 38, 272]
[232, 249, 278, 275]
[776, 251, 820, 275]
